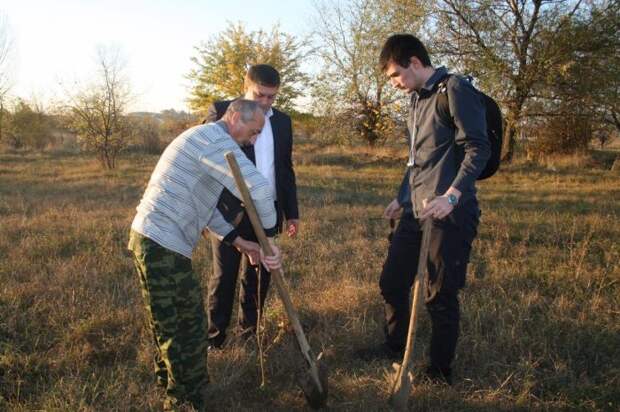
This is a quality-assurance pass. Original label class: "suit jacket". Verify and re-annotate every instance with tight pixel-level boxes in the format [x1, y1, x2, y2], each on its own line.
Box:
[205, 100, 299, 231]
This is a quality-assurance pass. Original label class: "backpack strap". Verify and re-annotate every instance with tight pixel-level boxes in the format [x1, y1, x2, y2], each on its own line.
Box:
[436, 73, 453, 125]
[435, 74, 476, 125]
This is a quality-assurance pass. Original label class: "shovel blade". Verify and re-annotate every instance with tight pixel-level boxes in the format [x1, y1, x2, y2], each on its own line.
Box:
[297, 355, 328, 409]
[388, 362, 412, 412]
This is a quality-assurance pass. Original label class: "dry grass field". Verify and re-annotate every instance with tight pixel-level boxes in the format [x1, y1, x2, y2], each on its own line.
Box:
[1, 142, 619, 411]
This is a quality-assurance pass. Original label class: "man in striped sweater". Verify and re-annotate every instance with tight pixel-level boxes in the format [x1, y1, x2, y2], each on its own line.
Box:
[128, 99, 282, 411]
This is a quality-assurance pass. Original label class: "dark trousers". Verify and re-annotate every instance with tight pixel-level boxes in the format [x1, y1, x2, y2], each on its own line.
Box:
[207, 213, 272, 345]
[379, 203, 479, 371]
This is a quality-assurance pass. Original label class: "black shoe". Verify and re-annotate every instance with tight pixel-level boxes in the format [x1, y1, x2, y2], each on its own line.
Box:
[155, 366, 168, 388]
[354, 343, 404, 361]
[207, 340, 225, 352]
[207, 333, 226, 351]
[155, 375, 168, 389]
[423, 365, 453, 385]
[207, 344, 224, 353]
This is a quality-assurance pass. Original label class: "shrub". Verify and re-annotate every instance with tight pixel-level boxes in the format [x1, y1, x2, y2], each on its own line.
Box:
[527, 111, 592, 157]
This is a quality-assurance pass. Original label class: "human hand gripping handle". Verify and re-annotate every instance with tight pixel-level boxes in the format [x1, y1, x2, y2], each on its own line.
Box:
[260, 238, 281, 271]
[231, 237, 281, 270]
[419, 187, 462, 220]
[231, 237, 261, 265]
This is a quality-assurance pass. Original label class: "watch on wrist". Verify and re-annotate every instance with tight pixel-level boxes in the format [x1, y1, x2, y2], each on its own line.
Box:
[447, 194, 458, 206]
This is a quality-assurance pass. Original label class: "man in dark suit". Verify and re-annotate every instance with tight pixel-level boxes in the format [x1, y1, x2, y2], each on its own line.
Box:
[203, 64, 299, 349]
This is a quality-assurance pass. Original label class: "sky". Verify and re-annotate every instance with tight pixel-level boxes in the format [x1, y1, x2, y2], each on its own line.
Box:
[1, 0, 316, 113]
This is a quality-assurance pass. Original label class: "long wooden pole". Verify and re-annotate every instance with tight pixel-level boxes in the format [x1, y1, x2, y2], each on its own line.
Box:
[389, 217, 433, 410]
[224, 151, 325, 397]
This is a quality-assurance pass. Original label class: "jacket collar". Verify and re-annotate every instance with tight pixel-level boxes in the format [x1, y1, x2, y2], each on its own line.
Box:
[416, 66, 448, 97]
[215, 119, 229, 133]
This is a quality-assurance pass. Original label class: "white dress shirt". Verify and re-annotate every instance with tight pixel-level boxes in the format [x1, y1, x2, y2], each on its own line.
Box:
[254, 108, 277, 201]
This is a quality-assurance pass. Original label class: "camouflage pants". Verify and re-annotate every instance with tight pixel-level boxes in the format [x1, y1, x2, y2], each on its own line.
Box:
[129, 230, 209, 411]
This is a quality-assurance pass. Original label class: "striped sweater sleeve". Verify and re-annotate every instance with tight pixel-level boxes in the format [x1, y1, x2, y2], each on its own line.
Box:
[199, 139, 277, 234]
[205, 207, 237, 242]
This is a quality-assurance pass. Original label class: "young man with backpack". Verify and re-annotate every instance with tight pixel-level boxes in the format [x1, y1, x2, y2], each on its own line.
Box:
[358, 34, 492, 384]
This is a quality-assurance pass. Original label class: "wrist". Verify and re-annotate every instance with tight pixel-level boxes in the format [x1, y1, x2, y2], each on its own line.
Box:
[447, 193, 458, 206]
[445, 187, 461, 201]
[232, 237, 251, 252]
[223, 229, 240, 246]
[444, 187, 461, 207]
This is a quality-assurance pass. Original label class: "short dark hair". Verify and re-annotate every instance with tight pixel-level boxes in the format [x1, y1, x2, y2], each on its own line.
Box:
[226, 99, 261, 122]
[379, 34, 432, 71]
[245, 64, 281, 88]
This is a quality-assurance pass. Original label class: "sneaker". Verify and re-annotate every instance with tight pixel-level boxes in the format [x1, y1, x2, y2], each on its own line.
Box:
[423, 365, 453, 385]
[354, 343, 404, 361]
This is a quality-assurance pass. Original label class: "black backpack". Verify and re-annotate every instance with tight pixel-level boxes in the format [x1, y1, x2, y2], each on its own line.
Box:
[436, 74, 502, 180]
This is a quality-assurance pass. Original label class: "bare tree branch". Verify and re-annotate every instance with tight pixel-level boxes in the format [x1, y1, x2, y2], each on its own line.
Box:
[64, 46, 131, 169]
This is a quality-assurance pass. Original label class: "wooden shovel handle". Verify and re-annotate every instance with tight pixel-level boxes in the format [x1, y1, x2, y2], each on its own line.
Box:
[389, 218, 433, 402]
[224, 152, 324, 392]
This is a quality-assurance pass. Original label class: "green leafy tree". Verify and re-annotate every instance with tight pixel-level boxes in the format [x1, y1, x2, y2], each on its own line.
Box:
[312, 0, 429, 145]
[528, 2, 620, 156]
[431, 0, 591, 161]
[548, 2, 620, 137]
[5, 99, 53, 149]
[508, 1, 619, 154]
[0, 13, 13, 144]
[187, 23, 308, 114]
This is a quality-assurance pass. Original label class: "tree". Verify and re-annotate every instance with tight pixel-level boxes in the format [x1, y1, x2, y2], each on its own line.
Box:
[65, 46, 131, 169]
[4, 99, 53, 150]
[524, 1, 620, 154]
[187, 23, 308, 114]
[127, 114, 162, 154]
[431, 0, 590, 161]
[552, 2, 620, 134]
[159, 109, 196, 142]
[312, 0, 429, 145]
[0, 13, 13, 144]
[591, 3, 620, 142]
